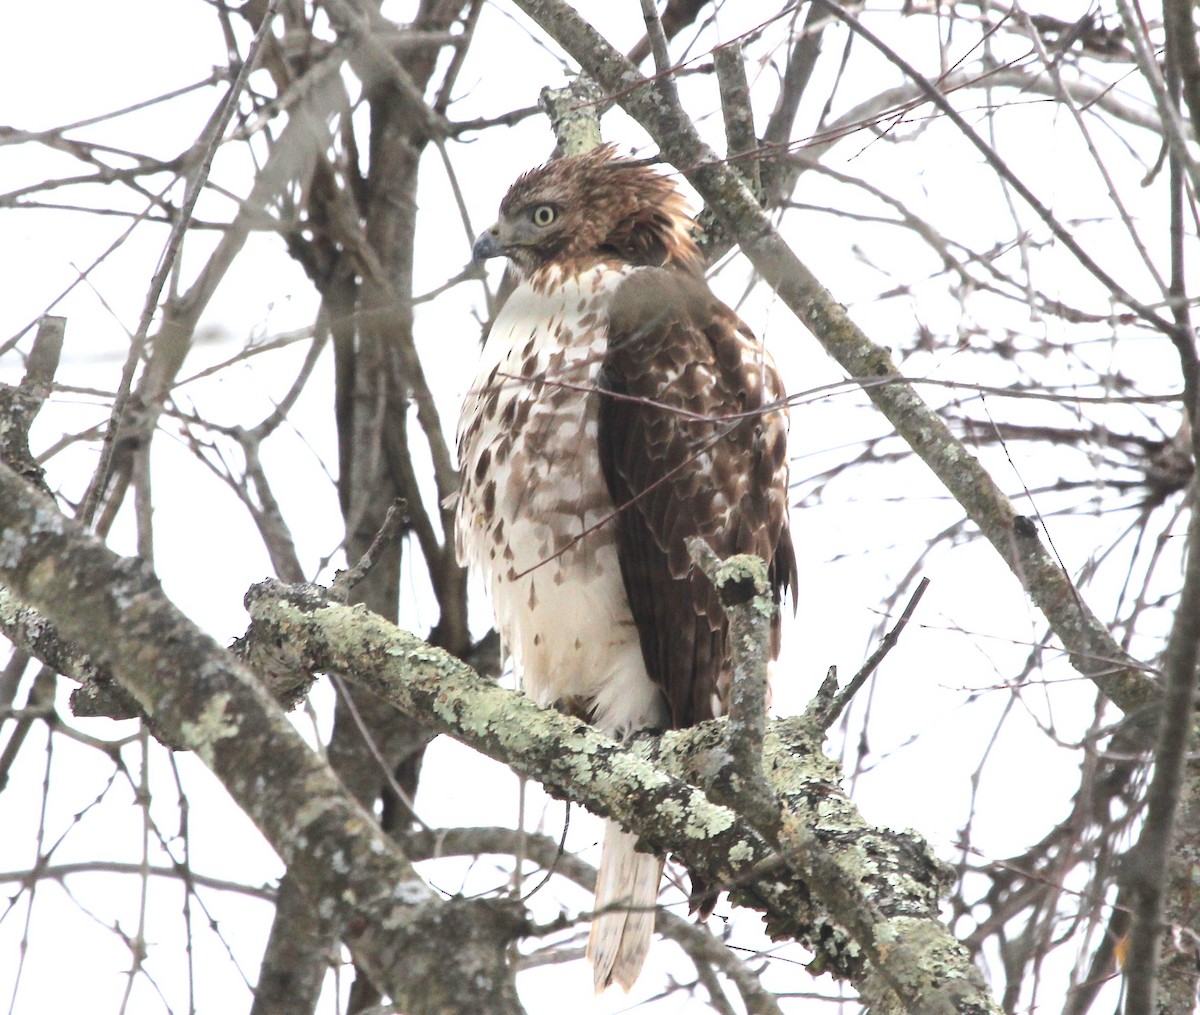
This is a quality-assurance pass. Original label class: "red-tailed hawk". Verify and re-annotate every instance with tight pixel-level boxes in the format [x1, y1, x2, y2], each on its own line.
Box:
[456, 145, 795, 992]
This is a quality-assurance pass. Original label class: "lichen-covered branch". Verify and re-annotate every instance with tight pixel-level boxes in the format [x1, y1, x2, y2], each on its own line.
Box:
[686, 540, 777, 834]
[681, 547, 961, 1011]
[0, 449, 998, 1009]
[240, 576, 1000, 1013]
[241, 580, 773, 878]
[0, 462, 525, 1015]
[507, 0, 1158, 722]
[0, 584, 149, 725]
[539, 77, 604, 157]
[0, 316, 63, 496]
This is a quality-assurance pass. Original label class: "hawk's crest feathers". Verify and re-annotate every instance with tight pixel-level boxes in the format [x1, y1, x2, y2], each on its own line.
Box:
[474, 144, 704, 283]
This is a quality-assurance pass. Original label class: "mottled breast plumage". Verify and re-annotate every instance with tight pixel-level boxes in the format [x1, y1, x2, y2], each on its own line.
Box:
[456, 263, 671, 736]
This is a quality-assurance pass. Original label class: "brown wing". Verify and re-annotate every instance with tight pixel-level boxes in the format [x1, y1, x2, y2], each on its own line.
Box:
[598, 268, 796, 730]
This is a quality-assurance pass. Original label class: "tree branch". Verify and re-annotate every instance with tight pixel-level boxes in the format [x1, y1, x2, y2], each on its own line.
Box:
[238, 575, 999, 1012]
[0, 462, 526, 1015]
[80, 1, 284, 527]
[0, 446, 1001, 1009]
[0, 315, 64, 496]
[713, 43, 760, 194]
[818, 577, 930, 730]
[1122, 496, 1200, 1011]
[808, 0, 1174, 336]
[687, 541, 778, 836]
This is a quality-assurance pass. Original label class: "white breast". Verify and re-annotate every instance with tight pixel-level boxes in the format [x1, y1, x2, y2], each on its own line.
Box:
[456, 265, 668, 736]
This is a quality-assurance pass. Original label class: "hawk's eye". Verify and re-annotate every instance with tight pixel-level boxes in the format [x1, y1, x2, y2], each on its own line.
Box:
[531, 205, 557, 227]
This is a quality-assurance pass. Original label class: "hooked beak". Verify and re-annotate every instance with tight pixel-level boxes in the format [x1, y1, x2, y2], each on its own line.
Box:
[472, 225, 505, 263]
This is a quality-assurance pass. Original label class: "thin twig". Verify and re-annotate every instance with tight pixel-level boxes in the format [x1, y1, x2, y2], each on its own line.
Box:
[638, 0, 674, 79]
[330, 499, 408, 602]
[1113, 0, 1200, 201]
[328, 673, 432, 834]
[79, 0, 284, 527]
[807, 0, 1174, 337]
[819, 578, 931, 730]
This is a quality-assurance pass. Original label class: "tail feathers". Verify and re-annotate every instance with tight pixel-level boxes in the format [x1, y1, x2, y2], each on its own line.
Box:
[587, 820, 663, 992]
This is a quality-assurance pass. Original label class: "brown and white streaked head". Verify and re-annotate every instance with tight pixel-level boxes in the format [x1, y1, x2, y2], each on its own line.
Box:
[472, 145, 705, 283]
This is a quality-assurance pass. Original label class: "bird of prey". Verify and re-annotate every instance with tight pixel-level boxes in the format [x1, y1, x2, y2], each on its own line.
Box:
[456, 144, 795, 992]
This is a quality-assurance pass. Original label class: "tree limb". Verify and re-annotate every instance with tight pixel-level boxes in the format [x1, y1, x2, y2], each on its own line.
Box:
[0, 448, 1003, 1009]
[0, 462, 526, 1015]
[239, 575, 1000, 1013]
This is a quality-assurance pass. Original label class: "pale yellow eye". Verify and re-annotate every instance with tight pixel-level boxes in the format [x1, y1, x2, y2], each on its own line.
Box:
[531, 205, 557, 227]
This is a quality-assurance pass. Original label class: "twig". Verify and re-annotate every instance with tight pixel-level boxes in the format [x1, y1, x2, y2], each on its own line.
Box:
[331, 499, 408, 602]
[807, 0, 1174, 337]
[329, 673, 432, 833]
[758, 1, 829, 204]
[0, 860, 275, 900]
[320, 0, 452, 141]
[79, 0, 284, 527]
[638, 0, 673, 79]
[818, 577, 930, 730]
[1016, 10, 1168, 300]
[434, 0, 485, 114]
[1112, 0, 1200, 202]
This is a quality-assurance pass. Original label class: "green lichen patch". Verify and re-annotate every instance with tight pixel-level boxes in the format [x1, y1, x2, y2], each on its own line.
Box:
[178, 691, 241, 762]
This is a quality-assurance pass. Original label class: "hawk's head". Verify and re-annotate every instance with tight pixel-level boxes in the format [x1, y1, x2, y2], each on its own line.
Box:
[473, 145, 704, 279]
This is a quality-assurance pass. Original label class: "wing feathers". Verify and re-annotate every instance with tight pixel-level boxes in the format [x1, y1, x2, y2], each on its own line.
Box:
[598, 268, 795, 729]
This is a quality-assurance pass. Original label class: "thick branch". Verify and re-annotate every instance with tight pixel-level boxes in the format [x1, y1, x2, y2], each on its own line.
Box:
[0, 448, 997, 1010]
[0, 463, 525, 1015]
[239, 577, 999, 1013]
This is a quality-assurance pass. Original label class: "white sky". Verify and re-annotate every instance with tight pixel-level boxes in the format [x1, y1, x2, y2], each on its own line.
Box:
[0, 1, 1184, 1011]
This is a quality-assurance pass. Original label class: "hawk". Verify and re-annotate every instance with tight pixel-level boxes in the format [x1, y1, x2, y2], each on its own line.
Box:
[456, 145, 795, 991]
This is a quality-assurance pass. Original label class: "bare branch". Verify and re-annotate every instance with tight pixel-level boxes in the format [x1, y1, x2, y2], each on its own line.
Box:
[819, 577, 931, 730]
[80, 0, 285, 527]
[330, 500, 408, 602]
[0, 462, 526, 1015]
[1122, 488, 1200, 1007]
[807, 0, 1173, 336]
